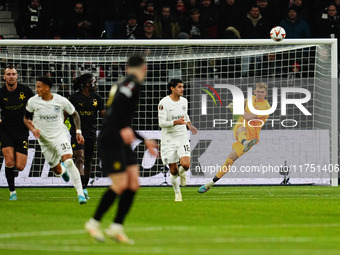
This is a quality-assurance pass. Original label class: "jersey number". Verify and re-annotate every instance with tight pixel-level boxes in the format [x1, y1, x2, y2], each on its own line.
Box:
[183, 144, 190, 152]
[61, 143, 71, 150]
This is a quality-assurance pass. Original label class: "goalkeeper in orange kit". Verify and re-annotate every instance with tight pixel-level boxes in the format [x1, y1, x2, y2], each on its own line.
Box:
[198, 82, 271, 193]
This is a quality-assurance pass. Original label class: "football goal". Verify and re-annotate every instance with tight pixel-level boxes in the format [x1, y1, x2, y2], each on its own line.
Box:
[0, 39, 337, 186]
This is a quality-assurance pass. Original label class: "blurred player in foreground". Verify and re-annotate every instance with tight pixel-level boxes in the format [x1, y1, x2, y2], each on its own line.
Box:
[70, 73, 105, 199]
[198, 82, 271, 193]
[158, 79, 197, 201]
[85, 55, 157, 243]
[23, 76, 86, 204]
[0, 66, 34, 200]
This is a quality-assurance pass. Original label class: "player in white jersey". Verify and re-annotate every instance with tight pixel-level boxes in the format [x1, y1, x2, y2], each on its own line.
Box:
[23, 77, 87, 204]
[158, 79, 197, 201]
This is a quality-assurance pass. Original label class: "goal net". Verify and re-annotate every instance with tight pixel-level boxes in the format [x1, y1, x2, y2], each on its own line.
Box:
[0, 39, 337, 187]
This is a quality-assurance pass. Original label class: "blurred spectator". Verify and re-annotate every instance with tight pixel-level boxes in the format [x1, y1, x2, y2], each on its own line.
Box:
[154, 6, 180, 39]
[218, 0, 242, 36]
[137, 20, 158, 39]
[222, 26, 241, 39]
[63, 1, 94, 39]
[186, 0, 199, 9]
[239, 5, 269, 38]
[257, 0, 280, 28]
[15, 0, 50, 39]
[291, 0, 309, 22]
[256, 52, 284, 77]
[117, 12, 141, 39]
[138, 1, 156, 25]
[288, 62, 302, 85]
[102, 0, 132, 39]
[173, 0, 190, 32]
[316, 4, 340, 39]
[279, 7, 311, 38]
[0, 0, 5, 10]
[199, 0, 220, 38]
[138, 0, 148, 11]
[180, 7, 207, 38]
[334, 0, 340, 14]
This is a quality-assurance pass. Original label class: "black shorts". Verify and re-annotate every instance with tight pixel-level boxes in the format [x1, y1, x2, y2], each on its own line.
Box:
[1, 129, 28, 155]
[98, 142, 137, 174]
[71, 135, 96, 161]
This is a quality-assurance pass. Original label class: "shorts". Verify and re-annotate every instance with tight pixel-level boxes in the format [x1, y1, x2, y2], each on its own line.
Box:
[71, 135, 96, 161]
[1, 129, 28, 155]
[98, 142, 137, 174]
[39, 135, 73, 168]
[161, 139, 190, 165]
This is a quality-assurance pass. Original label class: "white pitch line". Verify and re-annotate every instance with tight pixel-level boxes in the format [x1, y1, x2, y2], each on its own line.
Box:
[1, 223, 340, 240]
[0, 230, 85, 239]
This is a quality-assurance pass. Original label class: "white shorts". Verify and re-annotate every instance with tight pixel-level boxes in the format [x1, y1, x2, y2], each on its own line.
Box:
[39, 136, 73, 168]
[161, 139, 190, 165]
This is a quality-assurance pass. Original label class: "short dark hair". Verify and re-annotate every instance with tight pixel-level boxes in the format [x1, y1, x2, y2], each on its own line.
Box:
[190, 8, 200, 15]
[5, 65, 15, 69]
[168, 79, 183, 93]
[4, 65, 16, 74]
[250, 5, 259, 11]
[127, 55, 146, 67]
[37, 76, 53, 88]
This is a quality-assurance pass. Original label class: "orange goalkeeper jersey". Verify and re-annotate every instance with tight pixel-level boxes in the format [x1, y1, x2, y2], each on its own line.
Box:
[233, 95, 271, 142]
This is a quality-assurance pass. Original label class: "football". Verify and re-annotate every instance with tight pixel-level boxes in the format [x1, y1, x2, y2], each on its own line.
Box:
[270, 26, 286, 42]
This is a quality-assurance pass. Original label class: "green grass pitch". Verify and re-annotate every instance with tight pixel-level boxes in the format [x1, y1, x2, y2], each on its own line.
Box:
[0, 186, 340, 255]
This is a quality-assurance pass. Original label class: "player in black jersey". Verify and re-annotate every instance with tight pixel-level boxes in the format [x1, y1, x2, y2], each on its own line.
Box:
[85, 55, 157, 243]
[0, 66, 34, 200]
[69, 73, 105, 199]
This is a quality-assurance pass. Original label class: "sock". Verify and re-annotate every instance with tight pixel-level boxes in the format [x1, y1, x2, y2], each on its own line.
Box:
[84, 176, 89, 189]
[5, 166, 15, 192]
[114, 189, 136, 224]
[216, 157, 235, 179]
[206, 180, 215, 187]
[94, 188, 117, 221]
[170, 174, 180, 194]
[84, 166, 91, 189]
[55, 163, 66, 177]
[223, 157, 234, 170]
[64, 158, 83, 196]
[81, 175, 86, 189]
[238, 132, 247, 144]
[213, 176, 220, 183]
[61, 163, 66, 174]
[178, 165, 186, 174]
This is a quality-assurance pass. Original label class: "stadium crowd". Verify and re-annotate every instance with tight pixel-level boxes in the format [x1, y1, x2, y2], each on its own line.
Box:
[13, 0, 340, 40]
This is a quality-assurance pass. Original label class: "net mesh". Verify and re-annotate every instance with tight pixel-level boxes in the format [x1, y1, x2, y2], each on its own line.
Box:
[0, 40, 336, 186]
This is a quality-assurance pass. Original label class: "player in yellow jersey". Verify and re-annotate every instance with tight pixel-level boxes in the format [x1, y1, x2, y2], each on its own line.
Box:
[198, 82, 271, 193]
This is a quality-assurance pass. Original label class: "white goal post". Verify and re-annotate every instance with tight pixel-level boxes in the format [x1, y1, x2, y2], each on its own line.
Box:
[0, 39, 337, 187]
